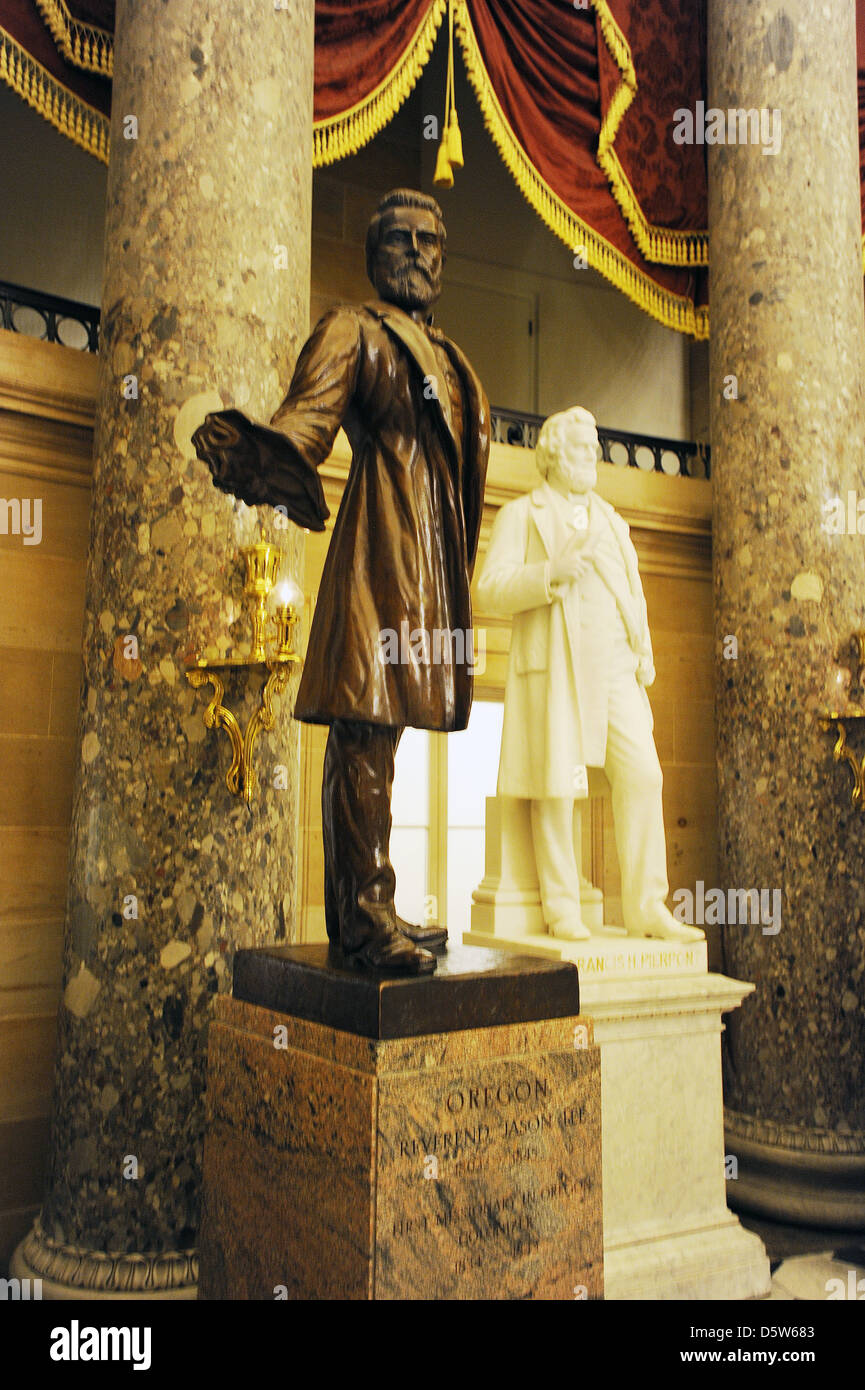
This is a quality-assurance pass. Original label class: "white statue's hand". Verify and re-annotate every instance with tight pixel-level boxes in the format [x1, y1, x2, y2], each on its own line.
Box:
[637, 655, 655, 687]
[549, 533, 590, 588]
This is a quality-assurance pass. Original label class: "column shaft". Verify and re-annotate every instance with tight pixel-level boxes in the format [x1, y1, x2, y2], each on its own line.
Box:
[14, 0, 314, 1293]
[709, 0, 865, 1224]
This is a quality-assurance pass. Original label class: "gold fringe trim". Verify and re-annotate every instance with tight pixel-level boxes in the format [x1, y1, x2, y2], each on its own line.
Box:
[35, 0, 113, 78]
[313, 0, 447, 167]
[594, 0, 707, 267]
[453, 1, 708, 339]
[0, 27, 109, 163]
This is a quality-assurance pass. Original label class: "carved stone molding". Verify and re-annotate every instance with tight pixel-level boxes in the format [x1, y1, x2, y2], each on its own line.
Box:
[725, 1108, 865, 1229]
[0, 329, 98, 431]
[0, 330, 97, 489]
[15, 1217, 198, 1296]
[726, 1107, 865, 1156]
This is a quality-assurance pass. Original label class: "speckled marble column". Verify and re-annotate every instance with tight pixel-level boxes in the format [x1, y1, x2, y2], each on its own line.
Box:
[12, 0, 313, 1295]
[709, 0, 865, 1225]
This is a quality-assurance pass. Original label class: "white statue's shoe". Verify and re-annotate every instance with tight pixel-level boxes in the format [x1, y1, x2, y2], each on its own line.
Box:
[549, 916, 592, 941]
[628, 906, 705, 943]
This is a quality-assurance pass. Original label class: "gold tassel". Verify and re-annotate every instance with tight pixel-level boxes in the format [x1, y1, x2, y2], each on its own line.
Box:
[34, 0, 114, 78]
[434, 0, 462, 185]
[0, 27, 109, 163]
[446, 110, 463, 167]
[433, 141, 454, 187]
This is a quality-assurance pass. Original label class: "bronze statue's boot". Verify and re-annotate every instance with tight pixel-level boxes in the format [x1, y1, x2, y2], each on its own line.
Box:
[323, 867, 341, 944]
[355, 927, 437, 975]
[396, 915, 448, 949]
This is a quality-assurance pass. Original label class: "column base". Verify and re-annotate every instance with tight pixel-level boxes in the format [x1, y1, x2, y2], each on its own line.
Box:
[10, 1217, 198, 1300]
[605, 1220, 772, 1301]
[725, 1110, 865, 1229]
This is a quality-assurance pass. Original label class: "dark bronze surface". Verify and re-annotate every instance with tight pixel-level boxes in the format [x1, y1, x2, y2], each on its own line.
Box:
[232, 943, 580, 1039]
[396, 916, 448, 948]
[194, 191, 490, 974]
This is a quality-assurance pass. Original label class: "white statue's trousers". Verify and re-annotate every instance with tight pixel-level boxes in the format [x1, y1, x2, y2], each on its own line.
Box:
[530, 670, 670, 933]
[530, 797, 584, 930]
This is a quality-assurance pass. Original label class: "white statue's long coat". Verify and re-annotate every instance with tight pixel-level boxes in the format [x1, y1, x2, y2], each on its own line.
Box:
[476, 483, 655, 799]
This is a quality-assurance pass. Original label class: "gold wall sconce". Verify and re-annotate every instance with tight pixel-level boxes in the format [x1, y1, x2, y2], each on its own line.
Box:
[818, 631, 865, 809]
[185, 541, 303, 803]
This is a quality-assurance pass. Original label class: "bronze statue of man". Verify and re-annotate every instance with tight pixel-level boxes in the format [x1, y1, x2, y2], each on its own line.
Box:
[193, 189, 490, 974]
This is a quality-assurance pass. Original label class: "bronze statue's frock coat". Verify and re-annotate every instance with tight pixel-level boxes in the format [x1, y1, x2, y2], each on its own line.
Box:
[266, 299, 490, 731]
[194, 292, 489, 965]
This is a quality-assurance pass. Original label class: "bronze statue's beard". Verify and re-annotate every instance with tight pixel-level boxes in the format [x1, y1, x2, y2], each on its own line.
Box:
[378, 265, 441, 311]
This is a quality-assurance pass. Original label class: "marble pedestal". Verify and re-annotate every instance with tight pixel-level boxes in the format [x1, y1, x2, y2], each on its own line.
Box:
[198, 944, 603, 1300]
[466, 799, 771, 1300]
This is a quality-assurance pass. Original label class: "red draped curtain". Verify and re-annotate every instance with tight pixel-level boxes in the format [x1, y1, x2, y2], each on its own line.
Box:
[595, 0, 708, 259]
[313, 0, 708, 332]
[454, 0, 707, 334]
[313, 0, 446, 161]
[2, 0, 864, 340]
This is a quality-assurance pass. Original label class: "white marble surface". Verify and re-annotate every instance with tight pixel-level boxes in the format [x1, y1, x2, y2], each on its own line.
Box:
[464, 924, 770, 1299]
[471, 794, 600, 937]
[584, 965, 769, 1299]
[769, 1252, 865, 1301]
[465, 924, 707, 981]
[474, 406, 703, 946]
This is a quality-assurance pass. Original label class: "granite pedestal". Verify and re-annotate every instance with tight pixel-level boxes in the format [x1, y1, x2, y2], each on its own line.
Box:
[198, 944, 603, 1300]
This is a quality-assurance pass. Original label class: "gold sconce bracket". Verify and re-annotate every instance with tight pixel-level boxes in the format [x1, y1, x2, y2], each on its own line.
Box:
[816, 631, 865, 807]
[186, 656, 298, 803]
[185, 541, 303, 803]
[815, 631, 865, 807]
[818, 705, 865, 810]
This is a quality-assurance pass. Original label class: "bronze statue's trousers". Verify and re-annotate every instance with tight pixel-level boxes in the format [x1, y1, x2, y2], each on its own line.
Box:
[322, 719, 404, 953]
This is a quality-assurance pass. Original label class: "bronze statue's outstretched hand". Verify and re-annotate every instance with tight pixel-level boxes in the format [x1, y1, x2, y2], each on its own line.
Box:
[192, 408, 330, 531]
[193, 410, 263, 506]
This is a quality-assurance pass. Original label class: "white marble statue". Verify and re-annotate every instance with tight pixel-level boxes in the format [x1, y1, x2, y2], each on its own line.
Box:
[476, 405, 704, 944]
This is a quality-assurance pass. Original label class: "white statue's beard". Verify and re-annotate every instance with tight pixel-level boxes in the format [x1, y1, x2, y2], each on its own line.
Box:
[554, 471, 595, 495]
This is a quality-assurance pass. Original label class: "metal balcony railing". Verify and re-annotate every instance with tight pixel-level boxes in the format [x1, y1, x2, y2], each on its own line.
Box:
[0, 282, 710, 478]
[491, 406, 710, 479]
[0, 279, 100, 353]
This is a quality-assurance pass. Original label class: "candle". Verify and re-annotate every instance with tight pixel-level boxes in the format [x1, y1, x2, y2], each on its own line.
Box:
[830, 663, 852, 709]
[272, 577, 304, 611]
